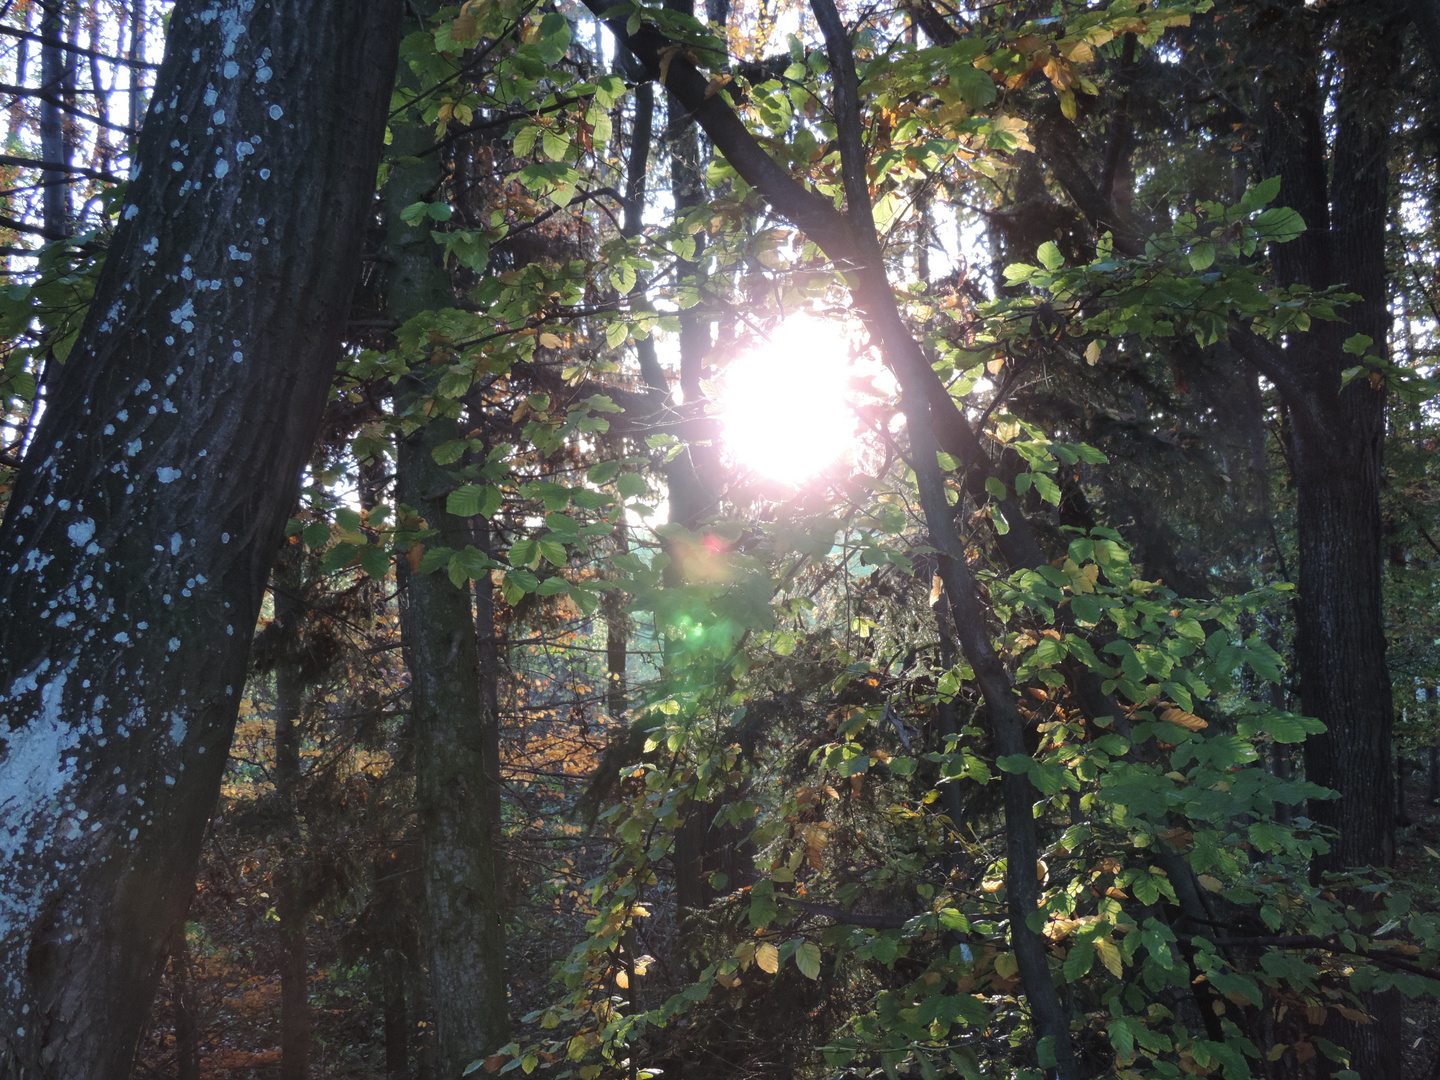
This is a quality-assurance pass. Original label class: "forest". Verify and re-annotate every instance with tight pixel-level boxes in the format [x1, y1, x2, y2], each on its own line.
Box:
[0, 0, 1436, 1078]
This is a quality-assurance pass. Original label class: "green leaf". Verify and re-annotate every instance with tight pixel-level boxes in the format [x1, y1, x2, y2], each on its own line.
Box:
[587, 460, 621, 484]
[1243, 175, 1282, 211]
[540, 128, 570, 161]
[984, 476, 1007, 501]
[447, 484, 502, 518]
[1187, 241, 1215, 271]
[509, 538, 538, 567]
[1342, 333, 1374, 356]
[538, 538, 567, 566]
[432, 438, 468, 465]
[449, 545, 495, 583]
[795, 941, 821, 980]
[358, 545, 390, 580]
[951, 64, 996, 107]
[1031, 472, 1060, 505]
[303, 521, 332, 548]
[417, 546, 454, 575]
[1254, 205, 1306, 242]
[616, 472, 648, 499]
[1036, 241, 1064, 270]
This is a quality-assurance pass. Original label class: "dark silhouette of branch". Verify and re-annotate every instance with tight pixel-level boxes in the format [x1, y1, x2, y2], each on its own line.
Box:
[0, 153, 118, 183]
[0, 23, 160, 67]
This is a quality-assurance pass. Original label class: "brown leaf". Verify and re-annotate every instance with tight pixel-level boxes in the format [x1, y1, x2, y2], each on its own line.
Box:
[406, 543, 425, 574]
[1160, 706, 1208, 731]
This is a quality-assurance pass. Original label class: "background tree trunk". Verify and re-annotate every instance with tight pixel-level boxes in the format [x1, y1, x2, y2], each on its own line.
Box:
[38, 0, 67, 236]
[387, 13, 511, 1073]
[0, 2, 401, 1076]
[273, 559, 311, 1080]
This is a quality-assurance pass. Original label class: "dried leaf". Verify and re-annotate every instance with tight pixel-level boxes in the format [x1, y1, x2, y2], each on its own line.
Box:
[1160, 706, 1208, 731]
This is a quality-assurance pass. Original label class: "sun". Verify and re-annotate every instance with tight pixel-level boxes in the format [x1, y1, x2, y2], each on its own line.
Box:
[718, 316, 858, 486]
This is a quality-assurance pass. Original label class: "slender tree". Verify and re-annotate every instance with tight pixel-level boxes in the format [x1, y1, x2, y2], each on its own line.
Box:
[0, 2, 402, 1075]
[387, 8, 511, 1072]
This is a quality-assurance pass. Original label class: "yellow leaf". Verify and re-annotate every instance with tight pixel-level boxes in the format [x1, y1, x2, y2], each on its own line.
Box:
[993, 952, 1019, 979]
[756, 942, 779, 974]
[1043, 56, 1076, 90]
[1085, 340, 1101, 366]
[704, 73, 733, 99]
[1095, 936, 1123, 978]
[990, 114, 1033, 151]
[1196, 874, 1223, 892]
[986, 357, 1005, 375]
[734, 941, 756, 969]
[614, 969, 629, 989]
[657, 44, 682, 86]
[538, 332, 563, 349]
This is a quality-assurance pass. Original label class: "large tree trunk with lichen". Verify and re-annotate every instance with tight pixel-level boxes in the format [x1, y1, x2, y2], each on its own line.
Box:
[0, 2, 401, 1076]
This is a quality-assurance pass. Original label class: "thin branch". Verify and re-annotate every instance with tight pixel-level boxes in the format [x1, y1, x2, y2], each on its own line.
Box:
[0, 23, 160, 68]
[0, 81, 137, 135]
[0, 153, 118, 183]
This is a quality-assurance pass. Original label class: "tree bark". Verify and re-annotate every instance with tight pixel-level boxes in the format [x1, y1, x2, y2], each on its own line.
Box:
[274, 560, 311, 1080]
[387, 15, 510, 1074]
[38, 0, 67, 237]
[0, 2, 401, 1076]
[172, 921, 200, 1080]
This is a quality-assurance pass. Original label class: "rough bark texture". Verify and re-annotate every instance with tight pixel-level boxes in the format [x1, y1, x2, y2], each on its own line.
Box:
[1251, 5, 1401, 1075]
[0, 2, 402, 1076]
[387, 22, 510, 1074]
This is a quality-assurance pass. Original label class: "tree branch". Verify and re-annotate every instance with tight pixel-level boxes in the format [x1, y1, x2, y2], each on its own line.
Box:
[578, 0, 858, 265]
[0, 23, 161, 68]
[0, 153, 118, 183]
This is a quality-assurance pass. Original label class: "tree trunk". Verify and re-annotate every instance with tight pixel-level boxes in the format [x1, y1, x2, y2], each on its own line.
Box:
[172, 920, 201, 1080]
[1252, 5, 1403, 1075]
[0, 3, 401, 1076]
[274, 564, 310, 1080]
[38, 0, 67, 236]
[387, 15, 510, 1073]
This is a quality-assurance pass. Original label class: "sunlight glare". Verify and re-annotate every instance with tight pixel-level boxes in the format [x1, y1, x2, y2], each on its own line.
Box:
[720, 316, 856, 485]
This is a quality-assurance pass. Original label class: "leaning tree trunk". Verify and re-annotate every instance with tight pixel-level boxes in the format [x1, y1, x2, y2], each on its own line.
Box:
[0, 2, 401, 1077]
[386, 12, 510, 1075]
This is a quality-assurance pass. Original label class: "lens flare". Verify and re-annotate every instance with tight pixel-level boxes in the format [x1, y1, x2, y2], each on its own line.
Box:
[719, 317, 856, 485]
